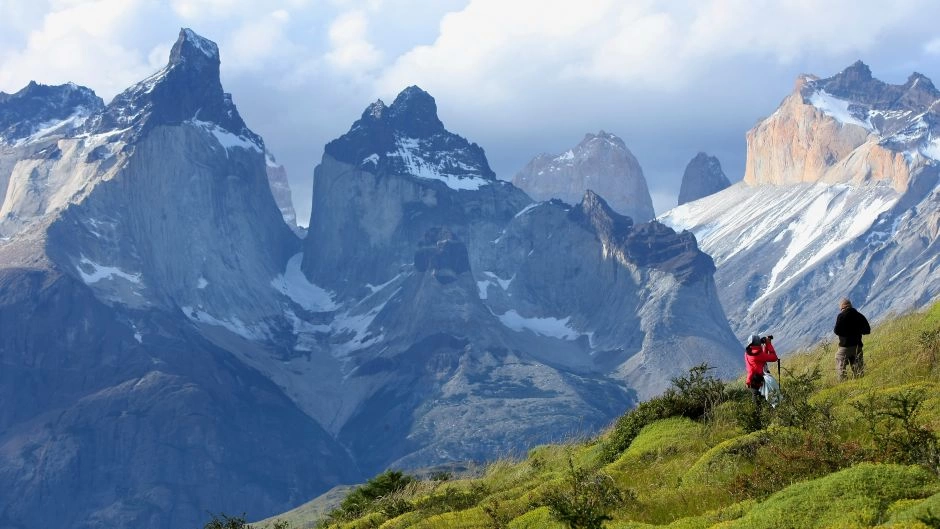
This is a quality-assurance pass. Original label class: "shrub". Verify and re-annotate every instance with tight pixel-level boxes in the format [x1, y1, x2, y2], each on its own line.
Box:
[320, 470, 417, 525]
[540, 457, 631, 529]
[852, 389, 940, 474]
[201, 513, 252, 529]
[603, 364, 726, 462]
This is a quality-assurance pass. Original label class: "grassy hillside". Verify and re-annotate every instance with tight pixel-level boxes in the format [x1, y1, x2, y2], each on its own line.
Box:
[249, 302, 940, 529]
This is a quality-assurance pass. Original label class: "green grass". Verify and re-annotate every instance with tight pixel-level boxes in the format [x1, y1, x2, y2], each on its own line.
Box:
[252, 301, 940, 529]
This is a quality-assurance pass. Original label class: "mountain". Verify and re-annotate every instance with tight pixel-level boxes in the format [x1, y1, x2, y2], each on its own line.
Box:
[512, 131, 656, 222]
[0, 81, 103, 145]
[1, 31, 742, 529]
[293, 87, 739, 474]
[661, 61, 940, 349]
[678, 152, 730, 205]
[0, 29, 355, 529]
[264, 149, 300, 229]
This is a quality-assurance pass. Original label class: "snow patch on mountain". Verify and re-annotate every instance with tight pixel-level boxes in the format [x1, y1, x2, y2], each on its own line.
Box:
[188, 118, 262, 155]
[389, 136, 490, 190]
[77, 255, 142, 284]
[271, 253, 338, 312]
[497, 310, 581, 340]
[808, 90, 873, 130]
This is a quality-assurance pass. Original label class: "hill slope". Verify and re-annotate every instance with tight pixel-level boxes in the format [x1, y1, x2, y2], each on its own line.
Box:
[257, 301, 940, 529]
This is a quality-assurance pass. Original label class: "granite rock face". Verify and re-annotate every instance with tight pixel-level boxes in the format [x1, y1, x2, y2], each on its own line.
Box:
[295, 90, 739, 474]
[678, 153, 730, 205]
[661, 61, 940, 350]
[513, 131, 655, 222]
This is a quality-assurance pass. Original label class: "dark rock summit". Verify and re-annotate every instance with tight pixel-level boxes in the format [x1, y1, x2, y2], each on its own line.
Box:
[323, 85, 494, 185]
[0, 81, 103, 143]
[89, 28, 259, 144]
[678, 152, 730, 205]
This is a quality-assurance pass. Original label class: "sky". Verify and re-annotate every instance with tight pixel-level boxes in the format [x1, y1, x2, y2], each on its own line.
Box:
[2, 0, 940, 224]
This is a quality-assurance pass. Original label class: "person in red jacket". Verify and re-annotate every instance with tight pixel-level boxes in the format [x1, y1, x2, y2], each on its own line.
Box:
[745, 334, 778, 407]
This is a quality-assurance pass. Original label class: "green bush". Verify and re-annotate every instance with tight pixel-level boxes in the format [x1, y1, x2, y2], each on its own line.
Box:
[320, 470, 417, 525]
[540, 458, 631, 529]
[853, 389, 940, 474]
[603, 364, 726, 462]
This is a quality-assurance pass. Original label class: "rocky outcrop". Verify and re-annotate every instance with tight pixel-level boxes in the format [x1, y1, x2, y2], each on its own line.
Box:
[662, 62, 940, 350]
[678, 153, 730, 205]
[512, 131, 655, 222]
[743, 61, 938, 192]
[0, 81, 103, 144]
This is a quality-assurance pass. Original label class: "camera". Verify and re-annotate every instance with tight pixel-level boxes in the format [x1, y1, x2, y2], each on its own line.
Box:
[760, 335, 774, 344]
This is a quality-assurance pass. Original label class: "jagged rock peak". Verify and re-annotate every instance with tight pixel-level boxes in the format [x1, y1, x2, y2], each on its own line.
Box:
[88, 28, 258, 145]
[170, 28, 221, 65]
[0, 81, 104, 144]
[678, 152, 730, 205]
[387, 86, 445, 137]
[323, 86, 495, 187]
[570, 189, 634, 244]
[569, 190, 713, 283]
[802, 60, 940, 112]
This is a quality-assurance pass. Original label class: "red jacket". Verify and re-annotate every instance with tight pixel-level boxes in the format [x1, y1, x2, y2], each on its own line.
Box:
[745, 342, 778, 387]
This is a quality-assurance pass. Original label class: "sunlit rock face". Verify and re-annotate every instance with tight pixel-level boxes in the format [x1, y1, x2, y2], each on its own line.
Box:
[662, 61, 940, 350]
[513, 131, 655, 222]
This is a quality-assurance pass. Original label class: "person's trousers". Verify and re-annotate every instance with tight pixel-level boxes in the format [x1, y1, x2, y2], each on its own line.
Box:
[836, 345, 864, 381]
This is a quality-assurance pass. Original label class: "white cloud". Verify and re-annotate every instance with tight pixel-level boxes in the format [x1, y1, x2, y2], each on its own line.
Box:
[926, 37, 940, 55]
[0, 0, 158, 98]
[325, 10, 383, 72]
[377, 0, 939, 98]
[223, 9, 296, 72]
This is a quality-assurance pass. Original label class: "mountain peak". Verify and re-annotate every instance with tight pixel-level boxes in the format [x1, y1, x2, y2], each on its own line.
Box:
[0, 81, 103, 144]
[170, 28, 220, 67]
[580, 130, 627, 151]
[88, 28, 255, 143]
[841, 60, 873, 82]
[678, 152, 729, 205]
[387, 85, 445, 137]
[323, 88, 494, 187]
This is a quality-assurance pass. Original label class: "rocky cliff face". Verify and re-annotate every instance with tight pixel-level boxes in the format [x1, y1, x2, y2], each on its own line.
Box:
[512, 131, 656, 222]
[743, 61, 937, 191]
[678, 152, 730, 205]
[265, 149, 300, 229]
[0, 29, 354, 529]
[662, 61, 940, 349]
[293, 90, 739, 473]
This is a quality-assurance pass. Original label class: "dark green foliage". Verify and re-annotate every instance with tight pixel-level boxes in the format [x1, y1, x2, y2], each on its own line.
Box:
[541, 458, 630, 529]
[416, 482, 489, 515]
[201, 513, 251, 529]
[602, 363, 726, 461]
[320, 470, 417, 525]
[853, 389, 940, 473]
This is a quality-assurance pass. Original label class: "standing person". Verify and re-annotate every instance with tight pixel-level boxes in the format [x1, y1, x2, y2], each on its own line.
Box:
[833, 298, 871, 381]
[745, 334, 778, 408]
